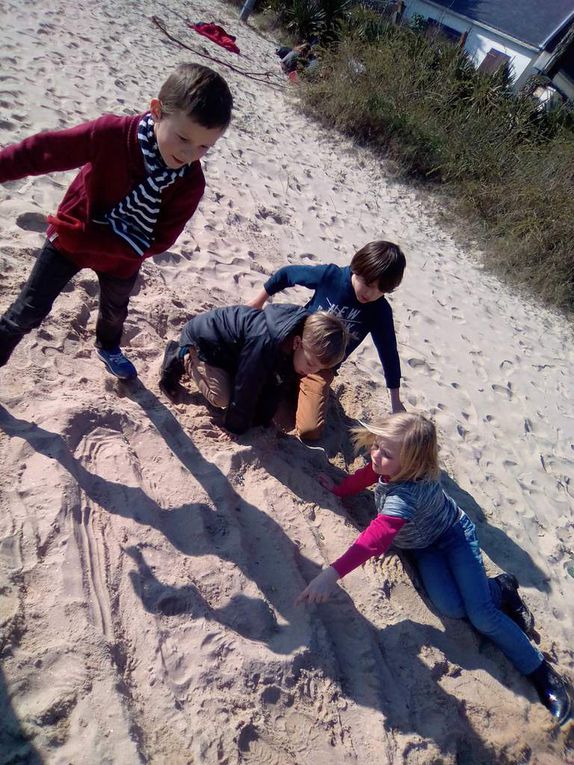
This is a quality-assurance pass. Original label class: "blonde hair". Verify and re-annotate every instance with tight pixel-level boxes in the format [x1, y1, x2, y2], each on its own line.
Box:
[352, 412, 440, 483]
[301, 311, 349, 368]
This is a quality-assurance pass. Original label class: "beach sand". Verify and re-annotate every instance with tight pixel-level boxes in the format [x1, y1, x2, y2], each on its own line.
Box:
[0, 1, 573, 762]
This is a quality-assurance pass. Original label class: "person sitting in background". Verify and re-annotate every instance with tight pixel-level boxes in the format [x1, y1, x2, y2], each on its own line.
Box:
[280, 43, 312, 74]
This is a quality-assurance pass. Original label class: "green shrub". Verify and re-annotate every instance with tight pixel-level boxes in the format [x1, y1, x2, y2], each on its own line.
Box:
[294, 26, 574, 313]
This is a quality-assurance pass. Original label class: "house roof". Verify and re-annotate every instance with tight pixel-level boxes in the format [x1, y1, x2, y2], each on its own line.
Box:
[420, 0, 574, 49]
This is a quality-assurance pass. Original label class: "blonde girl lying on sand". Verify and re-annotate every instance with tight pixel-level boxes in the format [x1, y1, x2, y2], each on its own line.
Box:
[296, 412, 572, 726]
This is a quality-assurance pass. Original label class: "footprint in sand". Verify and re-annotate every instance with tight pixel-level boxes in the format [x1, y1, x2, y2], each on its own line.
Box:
[256, 207, 289, 225]
[456, 424, 468, 439]
[491, 383, 513, 399]
[407, 357, 433, 373]
[15, 211, 47, 233]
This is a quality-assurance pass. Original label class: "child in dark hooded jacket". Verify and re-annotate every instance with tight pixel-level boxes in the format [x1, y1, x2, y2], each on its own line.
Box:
[160, 304, 348, 434]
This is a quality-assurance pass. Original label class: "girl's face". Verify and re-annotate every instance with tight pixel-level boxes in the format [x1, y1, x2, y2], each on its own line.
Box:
[370, 435, 402, 478]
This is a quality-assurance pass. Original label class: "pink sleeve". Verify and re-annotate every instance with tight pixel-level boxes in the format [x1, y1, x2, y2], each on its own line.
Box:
[332, 462, 379, 497]
[331, 514, 407, 577]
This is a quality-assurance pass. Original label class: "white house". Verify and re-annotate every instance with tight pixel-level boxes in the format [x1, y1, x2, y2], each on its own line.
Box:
[400, 0, 574, 98]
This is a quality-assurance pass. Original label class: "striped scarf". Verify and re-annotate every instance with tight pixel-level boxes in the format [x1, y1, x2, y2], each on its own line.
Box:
[102, 113, 188, 256]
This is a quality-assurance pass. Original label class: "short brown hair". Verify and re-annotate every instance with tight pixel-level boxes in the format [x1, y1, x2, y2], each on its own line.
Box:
[301, 311, 348, 368]
[350, 241, 406, 293]
[158, 63, 233, 128]
[353, 412, 440, 482]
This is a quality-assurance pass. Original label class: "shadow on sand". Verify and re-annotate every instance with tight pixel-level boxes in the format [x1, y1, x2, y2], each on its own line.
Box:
[0, 387, 541, 764]
[0, 664, 43, 764]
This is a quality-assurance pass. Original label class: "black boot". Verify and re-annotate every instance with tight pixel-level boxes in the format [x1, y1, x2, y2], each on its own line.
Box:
[159, 340, 185, 398]
[528, 660, 572, 725]
[494, 573, 536, 639]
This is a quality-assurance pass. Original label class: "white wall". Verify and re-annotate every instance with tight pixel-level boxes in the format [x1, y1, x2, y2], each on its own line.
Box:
[403, 0, 536, 82]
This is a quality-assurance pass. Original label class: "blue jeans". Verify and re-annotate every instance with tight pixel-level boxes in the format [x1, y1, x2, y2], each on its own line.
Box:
[410, 513, 543, 675]
[0, 240, 138, 365]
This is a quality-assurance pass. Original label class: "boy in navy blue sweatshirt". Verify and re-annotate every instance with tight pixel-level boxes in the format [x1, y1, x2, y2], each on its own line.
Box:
[248, 241, 406, 440]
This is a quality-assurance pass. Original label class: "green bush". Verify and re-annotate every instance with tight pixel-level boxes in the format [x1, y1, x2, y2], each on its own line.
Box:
[237, 1, 574, 312]
[296, 27, 574, 313]
[262, 0, 352, 42]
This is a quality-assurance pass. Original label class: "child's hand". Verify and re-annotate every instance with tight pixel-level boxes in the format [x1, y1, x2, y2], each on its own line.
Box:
[216, 427, 238, 443]
[295, 566, 340, 606]
[318, 472, 337, 493]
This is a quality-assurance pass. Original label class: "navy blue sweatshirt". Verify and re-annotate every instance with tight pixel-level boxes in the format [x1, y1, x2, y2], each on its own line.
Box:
[264, 264, 401, 388]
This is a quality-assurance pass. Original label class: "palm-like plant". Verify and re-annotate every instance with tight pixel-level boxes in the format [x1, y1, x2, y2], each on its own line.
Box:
[285, 0, 326, 39]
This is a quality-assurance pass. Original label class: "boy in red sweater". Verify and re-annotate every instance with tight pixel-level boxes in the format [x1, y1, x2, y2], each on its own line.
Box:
[0, 63, 233, 379]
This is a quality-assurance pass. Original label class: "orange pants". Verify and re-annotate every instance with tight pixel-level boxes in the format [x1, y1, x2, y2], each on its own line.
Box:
[296, 368, 336, 441]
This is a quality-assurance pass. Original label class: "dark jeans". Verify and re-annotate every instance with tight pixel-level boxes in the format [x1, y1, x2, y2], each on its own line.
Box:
[0, 240, 138, 366]
[410, 513, 543, 675]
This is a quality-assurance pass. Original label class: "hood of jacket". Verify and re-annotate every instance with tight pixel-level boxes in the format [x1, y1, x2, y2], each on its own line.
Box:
[263, 303, 308, 343]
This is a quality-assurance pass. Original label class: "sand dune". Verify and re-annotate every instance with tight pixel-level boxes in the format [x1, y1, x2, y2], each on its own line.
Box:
[0, 0, 572, 762]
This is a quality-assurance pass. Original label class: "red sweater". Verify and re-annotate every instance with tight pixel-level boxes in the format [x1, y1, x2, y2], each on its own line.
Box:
[0, 114, 205, 278]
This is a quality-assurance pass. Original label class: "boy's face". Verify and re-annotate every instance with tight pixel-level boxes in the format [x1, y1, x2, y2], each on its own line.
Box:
[292, 336, 325, 377]
[150, 98, 226, 169]
[351, 273, 385, 304]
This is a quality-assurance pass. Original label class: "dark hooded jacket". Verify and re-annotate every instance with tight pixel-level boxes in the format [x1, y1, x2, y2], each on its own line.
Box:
[180, 303, 308, 434]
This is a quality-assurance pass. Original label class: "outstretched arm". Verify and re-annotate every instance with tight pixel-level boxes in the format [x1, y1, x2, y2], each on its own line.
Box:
[295, 566, 340, 605]
[295, 514, 406, 605]
[0, 118, 100, 182]
[370, 301, 404, 412]
[247, 288, 270, 310]
[247, 263, 327, 309]
[319, 461, 379, 497]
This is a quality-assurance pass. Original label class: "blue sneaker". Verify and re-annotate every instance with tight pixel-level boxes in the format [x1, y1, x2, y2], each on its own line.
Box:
[96, 347, 137, 379]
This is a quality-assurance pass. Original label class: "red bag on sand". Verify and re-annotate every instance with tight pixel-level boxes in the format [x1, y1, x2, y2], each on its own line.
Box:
[190, 22, 240, 55]
[288, 71, 299, 83]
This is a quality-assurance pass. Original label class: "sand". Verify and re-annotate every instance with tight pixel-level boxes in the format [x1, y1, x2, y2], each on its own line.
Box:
[0, 0, 573, 763]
